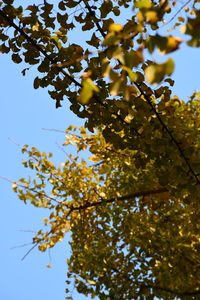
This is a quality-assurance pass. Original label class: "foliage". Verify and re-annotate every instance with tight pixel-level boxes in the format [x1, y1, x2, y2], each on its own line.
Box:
[1, 0, 200, 299]
[13, 115, 200, 299]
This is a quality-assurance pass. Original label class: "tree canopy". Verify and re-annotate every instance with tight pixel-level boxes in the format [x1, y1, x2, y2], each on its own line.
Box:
[1, 0, 200, 299]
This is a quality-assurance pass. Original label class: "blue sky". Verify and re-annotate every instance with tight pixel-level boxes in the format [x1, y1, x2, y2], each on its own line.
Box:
[1, 3, 200, 300]
[0, 54, 85, 300]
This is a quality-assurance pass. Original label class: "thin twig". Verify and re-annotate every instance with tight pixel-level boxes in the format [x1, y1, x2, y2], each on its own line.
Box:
[42, 128, 66, 134]
[21, 243, 38, 261]
[0, 175, 13, 183]
[0, 175, 61, 204]
[17, 229, 37, 233]
[161, 0, 193, 27]
[10, 242, 33, 250]
[83, 0, 106, 38]
[21, 207, 73, 260]
[56, 142, 77, 163]
[8, 137, 21, 148]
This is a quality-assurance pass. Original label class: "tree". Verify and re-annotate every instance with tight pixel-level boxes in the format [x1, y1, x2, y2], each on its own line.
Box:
[1, 0, 200, 299]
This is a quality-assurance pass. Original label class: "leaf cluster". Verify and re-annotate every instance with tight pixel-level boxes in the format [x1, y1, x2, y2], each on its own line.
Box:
[2, 0, 200, 299]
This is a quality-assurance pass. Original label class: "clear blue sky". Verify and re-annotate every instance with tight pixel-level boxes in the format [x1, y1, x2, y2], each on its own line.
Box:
[1, 4, 200, 300]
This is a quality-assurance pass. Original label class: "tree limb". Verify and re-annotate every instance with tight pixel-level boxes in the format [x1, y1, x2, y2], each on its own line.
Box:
[0, 8, 140, 135]
[161, 0, 193, 27]
[135, 82, 200, 185]
[141, 283, 200, 297]
[82, 1, 200, 186]
[69, 187, 168, 211]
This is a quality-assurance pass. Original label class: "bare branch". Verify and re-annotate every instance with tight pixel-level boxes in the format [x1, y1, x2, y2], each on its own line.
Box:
[21, 243, 38, 261]
[42, 128, 66, 134]
[10, 242, 33, 250]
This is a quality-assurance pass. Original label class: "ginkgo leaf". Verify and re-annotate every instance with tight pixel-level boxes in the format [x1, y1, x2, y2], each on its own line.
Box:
[145, 58, 175, 84]
[135, 0, 152, 9]
[78, 78, 99, 105]
[109, 23, 123, 32]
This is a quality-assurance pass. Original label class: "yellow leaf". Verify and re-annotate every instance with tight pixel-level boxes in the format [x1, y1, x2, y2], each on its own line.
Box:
[89, 155, 99, 162]
[110, 80, 121, 96]
[145, 59, 175, 84]
[86, 78, 99, 93]
[109, 23, 123, 32]
[159, 36, 182, 54]
[87, 279, 96, 285]
[12, 182, 17, 189]
[122, 66, 137, 82]
[32, 22, 39, 31]
[145, 11, 158, 24]
[78, 78, 99, 105]
[135, 0, 152, 9]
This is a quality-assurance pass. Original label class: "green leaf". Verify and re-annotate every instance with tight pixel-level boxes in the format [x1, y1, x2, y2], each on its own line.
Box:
[124, 50, 143, 68]
[78, 78, 99, 105]
[145, 58, 175, 84]
[122, 66, 137, 82]
[109, 23, 123, 32]
[135, 0, 152, 9]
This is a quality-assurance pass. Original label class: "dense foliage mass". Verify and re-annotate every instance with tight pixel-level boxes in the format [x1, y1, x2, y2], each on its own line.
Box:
[1, 0, 200, 299]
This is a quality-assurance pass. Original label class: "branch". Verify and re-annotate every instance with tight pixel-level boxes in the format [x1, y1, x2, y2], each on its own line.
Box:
[69, 187, 168, 211]
[0, 9, 82, 88]
[0, 175, 61, 204]
[161, 0, 193, 27]
[0, 8, 140, 135]
[83, 0, 106, 38]
[135, 82, 200, 185]
[82, 2, 200, 186]
[21, 207, 73, 260]
[141, 284, 200, 297]
[81, 3, 140, 135]
[18, 186, 167, 260]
